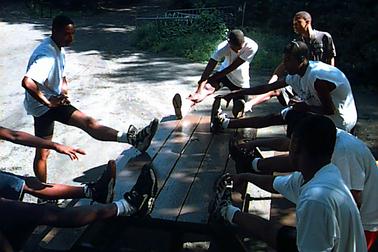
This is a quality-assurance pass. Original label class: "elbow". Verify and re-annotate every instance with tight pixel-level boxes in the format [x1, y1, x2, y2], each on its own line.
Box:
[22, 77, 33, 90]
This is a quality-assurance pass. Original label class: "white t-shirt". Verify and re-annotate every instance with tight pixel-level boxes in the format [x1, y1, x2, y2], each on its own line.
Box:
[211, 37, 258, 88]
[332, 129, 378, 231]
[274, 164, 367, 252]
[285, 61, 357, 132]
[24, 37, 66, 117]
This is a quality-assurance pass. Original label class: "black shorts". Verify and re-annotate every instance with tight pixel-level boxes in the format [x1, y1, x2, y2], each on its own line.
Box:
[276, 225, 298, 252]
[210, 75, 248, 102]
[34, 105, 78, 137]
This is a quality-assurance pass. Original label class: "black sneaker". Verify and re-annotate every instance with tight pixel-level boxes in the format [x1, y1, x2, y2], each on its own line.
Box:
[210, 112, 227, 133]
[209, 174, 233, 222]
[232, 99, 245, 118]
[123, 164, 158, 217]
[127, 118, 159, 152]
[172, 93, 183, 119]
[88, 160, 117, 204]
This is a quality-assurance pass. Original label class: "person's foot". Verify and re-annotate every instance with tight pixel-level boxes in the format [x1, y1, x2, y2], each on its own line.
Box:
[232, 99, 245, 118]
[228, 136, 256, 172]
[210, 112, 227, 133]
[89, 160, 117, 204]
[172, 93, 183, 119]
[123, 164, 158, 216]
[127, 118, 159, 152]
[209, 175, 233, 221]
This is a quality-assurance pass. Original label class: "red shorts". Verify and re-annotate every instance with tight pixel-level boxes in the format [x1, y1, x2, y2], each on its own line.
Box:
[365, 230, 378, 250]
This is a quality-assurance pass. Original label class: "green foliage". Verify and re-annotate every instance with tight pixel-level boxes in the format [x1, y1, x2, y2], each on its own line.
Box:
[131, 11, 228, 62]
[245, 28, 290, 73]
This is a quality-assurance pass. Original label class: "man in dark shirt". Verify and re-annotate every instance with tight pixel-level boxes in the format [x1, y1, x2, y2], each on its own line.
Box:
[247, 11, 337, 107]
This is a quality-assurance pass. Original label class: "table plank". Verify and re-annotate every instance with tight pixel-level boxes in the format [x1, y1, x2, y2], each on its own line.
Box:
[177, 132, 231, 223]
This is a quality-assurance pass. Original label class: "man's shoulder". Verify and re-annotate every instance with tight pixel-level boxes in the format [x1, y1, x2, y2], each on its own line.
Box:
[313, 29, 333, 41]
[244, 36, 258, 48]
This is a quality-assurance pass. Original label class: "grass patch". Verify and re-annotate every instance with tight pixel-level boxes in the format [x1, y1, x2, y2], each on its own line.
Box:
[131, 13, 290, 73]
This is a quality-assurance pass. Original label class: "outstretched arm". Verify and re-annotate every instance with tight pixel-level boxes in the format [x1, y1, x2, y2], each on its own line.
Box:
[196, 58, 218, 92]
[230, 173, 277, 193]
[219, 80, 288, 106]
[0, 126, 85, 160]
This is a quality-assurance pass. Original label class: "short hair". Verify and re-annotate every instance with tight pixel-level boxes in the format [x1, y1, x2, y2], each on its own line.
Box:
[52, 15, 74, 31]
[292, 114, 336, 159]
[283, 40, 309, 62]
[294, 11, 312, 22]
[228, 29, 244, 46]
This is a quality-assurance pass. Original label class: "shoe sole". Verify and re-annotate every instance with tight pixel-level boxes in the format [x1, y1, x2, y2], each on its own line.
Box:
[134, 165, 158, 217]
[172, 93, 182, 119]
[138, 118, 159, 152]
[210, 97, 221, 133]
[232, 99, 245, 118]
[105, 160, 117, 203]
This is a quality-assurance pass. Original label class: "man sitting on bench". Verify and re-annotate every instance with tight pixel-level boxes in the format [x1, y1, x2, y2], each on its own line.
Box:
[213, 115, 367, 251]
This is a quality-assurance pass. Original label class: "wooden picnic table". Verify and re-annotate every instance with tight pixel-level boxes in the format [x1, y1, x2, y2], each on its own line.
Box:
[35, 98, 291, 252]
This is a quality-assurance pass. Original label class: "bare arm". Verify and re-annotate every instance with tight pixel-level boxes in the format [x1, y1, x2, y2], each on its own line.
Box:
[61, 76, 68, 96]
[313, 79, 337, 115]
[0, 126, 85, 159]
[268, 62, 286, 84]
[220, 80, 288, 106]
[231, 173, 277, 193]
[22, 76, 51, 107]
[351, 190, 362, 209]
[258, 155, 294, 173]
[208, 57, 245, 82]
[197, 58, 218, 91]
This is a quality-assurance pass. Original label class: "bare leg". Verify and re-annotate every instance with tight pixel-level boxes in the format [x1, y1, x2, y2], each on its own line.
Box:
[0, 198, 117, 251]
[23, 177, 84, 200]
[0, 232, 13, 252]
[233, 211, 282, 249]
[0, 198, 117, 228]
[228, 113, 285, 129]
[68, 110, 118, 141]
[33, 135, 52, 183]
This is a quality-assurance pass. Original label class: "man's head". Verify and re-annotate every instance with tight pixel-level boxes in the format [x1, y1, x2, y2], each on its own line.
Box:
[283, 40, 309, 75]
[51, 15, 75, 47]
[293, 11, 312, 35]
[289, 114, 336, 174]
[228, 29, 245, 52]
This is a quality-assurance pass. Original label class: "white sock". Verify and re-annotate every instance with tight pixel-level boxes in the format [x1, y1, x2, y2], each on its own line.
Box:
[222, 118, 230, 129]
[114, 199, 136, 216]
[83, 185, 92, 198]
[251, 158, 261, 172]
[117, 131, 128, 143]
[221, 205, 240, 224]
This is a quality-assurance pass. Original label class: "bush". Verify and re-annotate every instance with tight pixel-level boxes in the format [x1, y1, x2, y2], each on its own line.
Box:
[131, 10, 228, 62]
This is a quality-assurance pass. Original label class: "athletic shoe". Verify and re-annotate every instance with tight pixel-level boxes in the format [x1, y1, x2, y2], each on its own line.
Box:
[123, 164, 158, 217]
[127, 118, 159, 152]
[210, 97, 222, 125]
[210, 112, 227, 133]
[209, 175, 233, 222]
[232, 99, 245, 118]
[88, 160, 117, 204]
[172, 93, 183, 119]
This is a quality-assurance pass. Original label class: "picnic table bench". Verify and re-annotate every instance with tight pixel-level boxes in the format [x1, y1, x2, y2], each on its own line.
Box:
[33, 98, 291, 252]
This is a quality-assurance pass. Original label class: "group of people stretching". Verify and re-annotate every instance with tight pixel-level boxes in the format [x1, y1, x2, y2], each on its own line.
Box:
[0, 10, 377, 252]
[172, 10, 376, 252]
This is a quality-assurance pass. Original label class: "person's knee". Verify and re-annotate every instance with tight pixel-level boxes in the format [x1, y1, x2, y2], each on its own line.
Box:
[35, 148, 50, 160]
[84, 116, 98, 130]
[24, 177, 48, 191]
